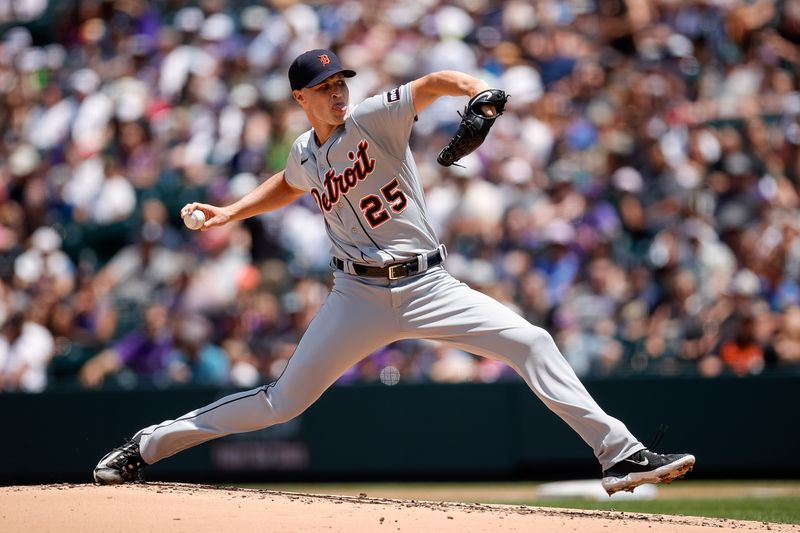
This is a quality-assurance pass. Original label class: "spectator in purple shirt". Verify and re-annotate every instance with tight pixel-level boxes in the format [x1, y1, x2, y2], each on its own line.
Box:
[79, 304, 173, 389]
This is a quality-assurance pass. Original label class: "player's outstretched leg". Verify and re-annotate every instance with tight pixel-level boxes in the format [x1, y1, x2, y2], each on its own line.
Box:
[601, 449, 695, 495]
[93, 272, 397, 484]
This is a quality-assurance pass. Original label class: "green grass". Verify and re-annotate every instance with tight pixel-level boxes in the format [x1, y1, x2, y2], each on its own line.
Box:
[526, 496, 800, 524]
[235, 481, 800, 525]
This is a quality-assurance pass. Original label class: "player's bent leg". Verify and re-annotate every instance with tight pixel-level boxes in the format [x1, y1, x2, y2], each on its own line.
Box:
[440, 321, 644, 470]
[94, 273, 397, 483]
[400, 269, 694, 491]
[401, 269, 643, 469]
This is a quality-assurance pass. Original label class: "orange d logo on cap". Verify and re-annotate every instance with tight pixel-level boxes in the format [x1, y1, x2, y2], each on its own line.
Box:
[319, 54, 331, 66]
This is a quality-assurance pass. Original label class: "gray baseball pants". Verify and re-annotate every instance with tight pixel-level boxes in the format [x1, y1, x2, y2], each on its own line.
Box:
[136, 266, 644, 470]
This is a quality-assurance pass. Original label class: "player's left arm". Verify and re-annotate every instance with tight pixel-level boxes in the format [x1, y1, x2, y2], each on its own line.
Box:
[410, 71, 494, 115]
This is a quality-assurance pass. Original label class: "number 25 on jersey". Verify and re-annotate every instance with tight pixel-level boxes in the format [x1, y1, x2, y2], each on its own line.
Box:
[359, 178, 408, 228]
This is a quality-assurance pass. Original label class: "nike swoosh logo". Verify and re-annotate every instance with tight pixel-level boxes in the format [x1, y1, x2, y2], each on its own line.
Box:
[625, 457, 649, 466]
[300, 157, 309, 165]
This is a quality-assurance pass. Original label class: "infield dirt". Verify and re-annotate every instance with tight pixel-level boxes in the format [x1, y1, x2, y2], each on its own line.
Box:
[1, 483, 798, 533]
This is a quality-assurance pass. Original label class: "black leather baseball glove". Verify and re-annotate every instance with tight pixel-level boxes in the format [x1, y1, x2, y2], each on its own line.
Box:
[437, 89, 508, 167]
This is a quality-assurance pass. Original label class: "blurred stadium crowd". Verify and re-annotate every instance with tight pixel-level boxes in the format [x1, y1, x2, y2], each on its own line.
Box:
[2, 0, 800, 393]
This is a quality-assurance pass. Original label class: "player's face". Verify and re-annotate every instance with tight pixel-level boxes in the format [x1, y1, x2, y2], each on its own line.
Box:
[294, 73, 350, 128]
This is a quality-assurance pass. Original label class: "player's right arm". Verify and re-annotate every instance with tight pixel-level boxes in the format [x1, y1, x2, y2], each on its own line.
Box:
[180, 170, 305, 230]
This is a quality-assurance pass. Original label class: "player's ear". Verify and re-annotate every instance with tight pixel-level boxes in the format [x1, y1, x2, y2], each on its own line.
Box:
[292, 89, 305, 105]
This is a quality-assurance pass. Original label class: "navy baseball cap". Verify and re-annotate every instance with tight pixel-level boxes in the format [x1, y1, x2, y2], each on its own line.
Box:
[288, 49, 356, 91]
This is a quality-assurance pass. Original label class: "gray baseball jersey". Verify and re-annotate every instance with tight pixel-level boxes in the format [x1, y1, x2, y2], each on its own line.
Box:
[284, 83, 439, 266]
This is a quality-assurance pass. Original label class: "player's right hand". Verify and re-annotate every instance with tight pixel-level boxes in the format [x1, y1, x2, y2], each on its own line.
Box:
[180, 203, 233, 230]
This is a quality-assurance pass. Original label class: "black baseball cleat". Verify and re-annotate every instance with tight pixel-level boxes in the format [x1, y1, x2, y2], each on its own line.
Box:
[601, 449, 695, 496]
[93, 435, 148, 485]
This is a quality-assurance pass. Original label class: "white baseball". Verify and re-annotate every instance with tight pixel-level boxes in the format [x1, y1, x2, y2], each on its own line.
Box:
[183, 210, 206, 230]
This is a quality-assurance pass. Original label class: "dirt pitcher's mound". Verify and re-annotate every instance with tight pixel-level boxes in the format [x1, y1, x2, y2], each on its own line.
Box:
[1, 483, 797, 533]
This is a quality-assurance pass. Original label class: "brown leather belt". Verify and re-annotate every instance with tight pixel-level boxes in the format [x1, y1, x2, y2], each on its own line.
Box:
[332, 249, 444, 280]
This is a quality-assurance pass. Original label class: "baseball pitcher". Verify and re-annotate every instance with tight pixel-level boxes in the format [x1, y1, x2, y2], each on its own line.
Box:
[94, 49, 695, 495]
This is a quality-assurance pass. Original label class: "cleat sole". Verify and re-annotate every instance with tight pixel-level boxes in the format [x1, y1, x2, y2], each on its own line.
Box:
[602, 454, 695, 496]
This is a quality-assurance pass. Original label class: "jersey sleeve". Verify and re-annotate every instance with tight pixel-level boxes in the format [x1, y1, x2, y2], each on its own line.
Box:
[283, 136, 312, 191]
[351, 82, 416, 159]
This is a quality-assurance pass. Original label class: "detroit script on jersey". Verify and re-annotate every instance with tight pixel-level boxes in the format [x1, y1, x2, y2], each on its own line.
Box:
[310, 140, 376, 212]
[284, 83, 440, 266]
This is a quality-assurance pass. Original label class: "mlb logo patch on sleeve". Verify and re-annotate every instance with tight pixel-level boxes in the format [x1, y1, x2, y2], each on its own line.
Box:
[385, 87, 401, 104]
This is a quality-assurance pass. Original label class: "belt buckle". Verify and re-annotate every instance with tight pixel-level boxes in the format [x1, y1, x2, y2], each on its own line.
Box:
[388, 264, 404, 280]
